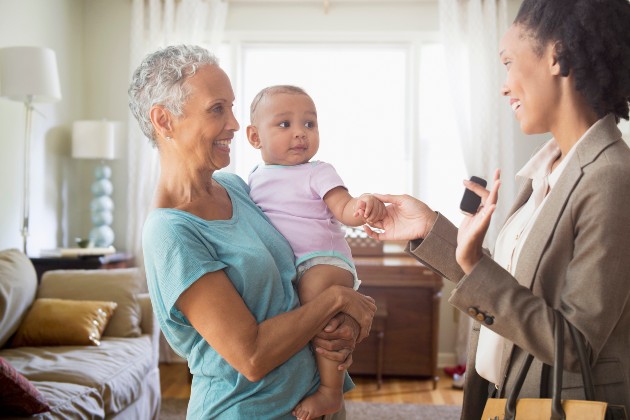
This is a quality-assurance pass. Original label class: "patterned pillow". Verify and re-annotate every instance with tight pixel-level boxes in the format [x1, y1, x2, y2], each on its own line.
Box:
[0, 356, 50, 415]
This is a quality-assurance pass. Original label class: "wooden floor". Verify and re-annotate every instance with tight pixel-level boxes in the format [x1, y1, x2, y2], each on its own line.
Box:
[159, 363, 463, 405]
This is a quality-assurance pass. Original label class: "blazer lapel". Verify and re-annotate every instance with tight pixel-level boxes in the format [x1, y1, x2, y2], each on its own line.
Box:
[507, 179, 533, 221]
[513, 162, 581, 287]
[513, 114, 622, 289]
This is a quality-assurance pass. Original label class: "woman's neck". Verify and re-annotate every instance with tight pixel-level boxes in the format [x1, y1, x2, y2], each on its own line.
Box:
[549, 92, 599, 164]
[155, 155, 216, 209]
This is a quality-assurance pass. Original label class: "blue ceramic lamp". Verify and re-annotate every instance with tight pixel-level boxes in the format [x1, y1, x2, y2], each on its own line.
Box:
[72, 120, 120, 248]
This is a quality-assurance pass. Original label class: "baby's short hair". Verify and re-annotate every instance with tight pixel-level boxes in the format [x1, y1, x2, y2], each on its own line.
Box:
[249, 85, 309, 123]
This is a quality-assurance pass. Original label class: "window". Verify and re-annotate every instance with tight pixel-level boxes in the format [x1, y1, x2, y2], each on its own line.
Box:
[226, 42, 410, 197]
[217, 37, 466, 224]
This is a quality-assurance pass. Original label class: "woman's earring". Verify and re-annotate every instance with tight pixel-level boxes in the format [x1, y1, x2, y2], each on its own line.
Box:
[165, 136, 173, 142]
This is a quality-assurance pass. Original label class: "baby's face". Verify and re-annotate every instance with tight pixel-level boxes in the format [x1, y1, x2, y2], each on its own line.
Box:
[253, 93, 320, 166]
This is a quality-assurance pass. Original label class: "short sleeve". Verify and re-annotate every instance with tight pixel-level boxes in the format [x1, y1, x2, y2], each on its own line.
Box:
[143, 212, 227, 324]
[309, 162, 346, 198]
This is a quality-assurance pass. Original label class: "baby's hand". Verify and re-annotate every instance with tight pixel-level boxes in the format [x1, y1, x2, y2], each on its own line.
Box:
[354, 194, 387, 225]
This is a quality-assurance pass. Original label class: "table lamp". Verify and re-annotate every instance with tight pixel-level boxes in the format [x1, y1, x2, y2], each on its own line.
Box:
[72, 120, 120, 248]
[0, 46, 62, 254]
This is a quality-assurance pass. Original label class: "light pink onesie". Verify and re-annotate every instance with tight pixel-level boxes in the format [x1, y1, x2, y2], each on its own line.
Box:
[248, 161, 354, 268]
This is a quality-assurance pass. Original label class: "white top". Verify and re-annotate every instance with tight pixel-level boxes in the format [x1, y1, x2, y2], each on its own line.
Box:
[474, 125, 592, 384]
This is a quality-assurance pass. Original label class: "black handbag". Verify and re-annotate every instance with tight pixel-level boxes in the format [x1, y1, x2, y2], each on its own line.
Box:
[482, 310, 628, 420]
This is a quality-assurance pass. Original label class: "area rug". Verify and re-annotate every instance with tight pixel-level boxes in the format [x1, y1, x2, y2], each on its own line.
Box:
[160, 398, 462, 419]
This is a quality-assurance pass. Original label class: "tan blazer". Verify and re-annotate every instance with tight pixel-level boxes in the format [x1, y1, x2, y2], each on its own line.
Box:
[407, 114, 630, 419]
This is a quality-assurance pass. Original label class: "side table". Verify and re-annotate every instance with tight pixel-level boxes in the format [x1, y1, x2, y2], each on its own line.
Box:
[349, 255, 443, 388]
[30, 253, 134, 283]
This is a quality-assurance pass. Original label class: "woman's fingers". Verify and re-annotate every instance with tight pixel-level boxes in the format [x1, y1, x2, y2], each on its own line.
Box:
[314, 346, 354, 370]
[370, 193, 396, 205]
[462, 168, 502, 212]
[362, 225, 381, 240]
[314, 345, 351, 362]
[346, 293, 376, 343]
[337, 351, 353, 371]
[463, 178, 490, 201]
[485, 169, 501, 207]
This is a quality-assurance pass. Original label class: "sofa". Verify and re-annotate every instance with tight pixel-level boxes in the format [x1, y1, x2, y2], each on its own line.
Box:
[0, 248, 161, 419]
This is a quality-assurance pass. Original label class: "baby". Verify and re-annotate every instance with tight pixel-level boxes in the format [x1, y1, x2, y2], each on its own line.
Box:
[247, 85, 386, 420]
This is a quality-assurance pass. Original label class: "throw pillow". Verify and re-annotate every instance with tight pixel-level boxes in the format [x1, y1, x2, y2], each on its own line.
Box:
[0, 356, 50, 415]
[0, 248, 37, 347]
[38, 268, 143, 337]
[10, 298, 117, 347]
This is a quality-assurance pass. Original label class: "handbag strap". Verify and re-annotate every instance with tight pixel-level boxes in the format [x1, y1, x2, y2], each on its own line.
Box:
[505, 353, 535, 419]
[568, 320, 596, 400]
[504, 324, 564, 420]
[503, 310, 598, 420]
[551, 312, 566, 419]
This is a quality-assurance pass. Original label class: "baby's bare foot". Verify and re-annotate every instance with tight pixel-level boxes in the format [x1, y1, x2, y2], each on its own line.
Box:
[292, 385, 342, 420]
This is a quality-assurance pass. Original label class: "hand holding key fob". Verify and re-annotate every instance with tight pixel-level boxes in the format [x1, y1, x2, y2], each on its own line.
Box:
[460, 176, 488, 215]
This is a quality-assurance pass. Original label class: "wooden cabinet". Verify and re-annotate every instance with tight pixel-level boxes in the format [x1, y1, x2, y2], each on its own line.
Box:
[349, 256, 443, 384]
[30, 253, 134, 282]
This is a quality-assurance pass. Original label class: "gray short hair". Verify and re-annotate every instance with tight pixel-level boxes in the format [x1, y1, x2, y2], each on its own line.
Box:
[128, 45, 219, 146]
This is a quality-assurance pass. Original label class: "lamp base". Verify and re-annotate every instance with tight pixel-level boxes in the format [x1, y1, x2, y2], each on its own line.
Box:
[89, 162, 114, 247]
[89, 225, 115, 248]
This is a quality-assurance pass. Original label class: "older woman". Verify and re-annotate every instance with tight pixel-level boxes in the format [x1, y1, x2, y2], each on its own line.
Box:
[128, 45, 376, 419]
[367, 0, 630, 418]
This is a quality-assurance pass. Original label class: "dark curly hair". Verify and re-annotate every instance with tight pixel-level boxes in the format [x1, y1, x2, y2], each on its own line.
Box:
[514, 0, 630, 121]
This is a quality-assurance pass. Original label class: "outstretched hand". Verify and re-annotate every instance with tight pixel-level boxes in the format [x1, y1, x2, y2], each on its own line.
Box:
[362, 194, 438, 241]
[456, 169, 501, 274]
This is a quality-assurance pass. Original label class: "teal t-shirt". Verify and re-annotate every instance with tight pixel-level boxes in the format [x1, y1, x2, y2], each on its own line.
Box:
[143, 172, 353, 419]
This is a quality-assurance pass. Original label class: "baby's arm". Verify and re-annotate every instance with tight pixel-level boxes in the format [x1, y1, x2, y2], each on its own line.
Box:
[323, 187, 387, 227]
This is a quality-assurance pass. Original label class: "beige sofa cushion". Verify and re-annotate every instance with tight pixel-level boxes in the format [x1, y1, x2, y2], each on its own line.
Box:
[38, 268, 143, 337]
[31, 381, 105, 419]
[0, 335, 153, 416]
[0, 249, 37, 347]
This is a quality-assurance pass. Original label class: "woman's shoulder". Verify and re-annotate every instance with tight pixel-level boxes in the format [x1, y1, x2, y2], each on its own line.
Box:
[583, 137, 630, 179]
[214, 171, 250, 193]
[143, 209, 193, 243]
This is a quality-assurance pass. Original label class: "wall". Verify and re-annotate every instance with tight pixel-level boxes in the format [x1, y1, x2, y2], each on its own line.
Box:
[226, 1, 439, 32]
[0, 0, 85, 254]
[0, 0, 131, 255]
[73, 0, 131, 250]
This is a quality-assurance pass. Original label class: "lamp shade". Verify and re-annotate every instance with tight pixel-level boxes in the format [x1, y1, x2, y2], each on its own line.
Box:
[0, 46, 62, 103]
[72, 121, 118, 160]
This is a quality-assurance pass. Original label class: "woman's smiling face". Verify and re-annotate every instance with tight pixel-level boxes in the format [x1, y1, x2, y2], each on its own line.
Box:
[170, 64, 240, 171]
[500, 24, 561, 135]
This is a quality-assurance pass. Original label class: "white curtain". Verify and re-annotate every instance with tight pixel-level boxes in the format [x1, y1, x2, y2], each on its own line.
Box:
[439, 0, 513, 244]
[126, 0, 228, 272]
[438, 0, 512, 367]
[126, 0, 228, 362]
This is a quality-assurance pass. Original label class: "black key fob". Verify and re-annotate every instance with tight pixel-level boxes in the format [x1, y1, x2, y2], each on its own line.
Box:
[460, 176, 487, 215]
